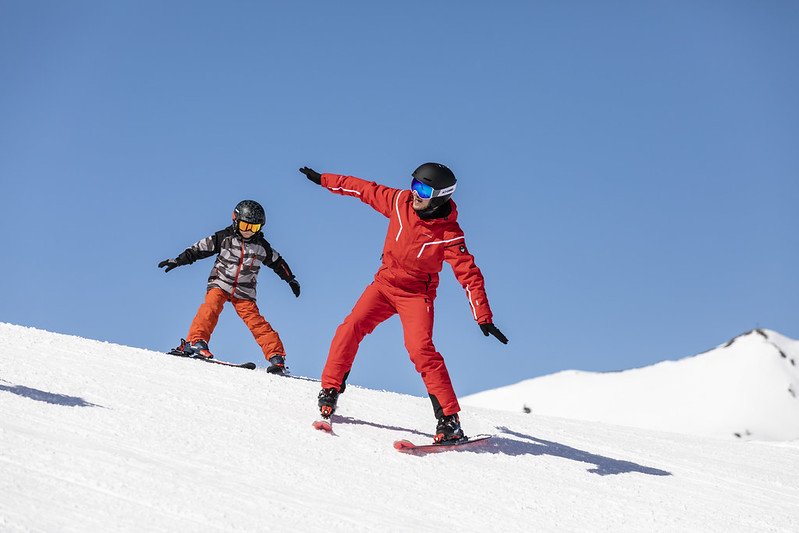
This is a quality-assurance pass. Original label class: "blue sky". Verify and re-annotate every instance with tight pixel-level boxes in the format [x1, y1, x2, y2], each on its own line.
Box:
[1, 1, 797, 399]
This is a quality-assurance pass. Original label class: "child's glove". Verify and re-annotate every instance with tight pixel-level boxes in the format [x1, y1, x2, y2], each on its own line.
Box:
[159, 251, 192, 273]
[288, 279, 301, 297]
[158, 259, 180, 273]
[479, 322, 509, 344]
[299, 166, 322, 185]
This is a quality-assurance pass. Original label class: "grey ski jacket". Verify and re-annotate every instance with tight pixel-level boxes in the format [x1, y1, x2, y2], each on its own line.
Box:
[175, 226, 295, 301]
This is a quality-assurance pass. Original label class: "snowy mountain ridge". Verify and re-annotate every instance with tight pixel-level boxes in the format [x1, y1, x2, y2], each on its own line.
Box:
[463, 329, 799, 441]
[1, 322, 798, 531]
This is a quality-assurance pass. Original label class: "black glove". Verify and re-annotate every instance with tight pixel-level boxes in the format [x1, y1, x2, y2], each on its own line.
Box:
[288, 279, 301, 298]
[480, 322, 509, 344]
[158, 259, 180, 273]
[299, 166, 322, 185]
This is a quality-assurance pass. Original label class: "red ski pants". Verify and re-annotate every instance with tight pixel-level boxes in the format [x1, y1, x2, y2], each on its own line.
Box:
[321, 282, 461, 417]
[187, 288, 286, 360]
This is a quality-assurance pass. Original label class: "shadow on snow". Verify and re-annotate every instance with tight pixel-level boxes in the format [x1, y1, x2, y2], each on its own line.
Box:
[491, 426, 672, 477]
[0, 380, 104, 408]
[332, 416, 671, 476]
[334, 415, 432, 438]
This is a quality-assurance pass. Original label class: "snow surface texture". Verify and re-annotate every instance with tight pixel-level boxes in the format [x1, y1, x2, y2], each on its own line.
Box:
[1, 323, 798, 531]
[464, 329, 799, 442]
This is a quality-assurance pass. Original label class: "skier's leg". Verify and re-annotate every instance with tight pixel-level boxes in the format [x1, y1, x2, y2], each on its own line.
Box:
[396, 294, 460, 418]
[187, 288, 228, 343]
[231, 297, 286, 360]
[321, 282, 396, 392]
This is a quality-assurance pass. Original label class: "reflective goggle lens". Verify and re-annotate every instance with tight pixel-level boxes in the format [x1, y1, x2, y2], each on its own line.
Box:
[411, 178, 434, 199]
[238, 221, 262, 233]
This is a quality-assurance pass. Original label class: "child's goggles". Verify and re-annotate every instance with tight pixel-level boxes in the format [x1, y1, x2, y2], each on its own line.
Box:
[237, 220, 262, 233]
[411, 178, 456, 200]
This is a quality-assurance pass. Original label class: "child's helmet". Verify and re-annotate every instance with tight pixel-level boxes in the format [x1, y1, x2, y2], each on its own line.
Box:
[232, 200, 266, 227]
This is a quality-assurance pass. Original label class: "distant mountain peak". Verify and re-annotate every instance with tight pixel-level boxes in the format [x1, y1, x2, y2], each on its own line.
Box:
[465, 329, 799, 441]
[723, 328, 770, 348]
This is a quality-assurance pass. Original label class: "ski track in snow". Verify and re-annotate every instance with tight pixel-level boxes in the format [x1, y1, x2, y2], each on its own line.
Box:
[1, 323, 798, 532]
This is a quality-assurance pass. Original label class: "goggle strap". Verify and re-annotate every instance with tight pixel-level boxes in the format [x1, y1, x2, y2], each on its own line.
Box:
[431, 184, 456, 198]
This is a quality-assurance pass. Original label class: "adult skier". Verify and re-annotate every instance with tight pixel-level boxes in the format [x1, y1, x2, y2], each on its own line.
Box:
[299, 163, 508, 443]
[158, 200, 300, 373]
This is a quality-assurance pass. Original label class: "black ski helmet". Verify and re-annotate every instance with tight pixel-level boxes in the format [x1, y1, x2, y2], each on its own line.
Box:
[412, 162, 457, 209]
[232, 200, 266, 227]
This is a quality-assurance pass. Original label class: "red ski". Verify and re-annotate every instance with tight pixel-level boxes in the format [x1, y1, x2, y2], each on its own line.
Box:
[312, 419, 333, 432]
[393, 434, 492, 453]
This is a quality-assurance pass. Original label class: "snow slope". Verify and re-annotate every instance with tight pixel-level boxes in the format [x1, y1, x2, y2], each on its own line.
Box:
[1, 323, 798, 531]
[463, 329, 799, 441]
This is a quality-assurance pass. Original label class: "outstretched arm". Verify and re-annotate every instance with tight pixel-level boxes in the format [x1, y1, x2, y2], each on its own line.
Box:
[444, 235, 508, 344]
[299, 166, 399, 218]
[158, 228, 230, 273]
[259, 237, 301, 298]
[269, 256, 301, 297]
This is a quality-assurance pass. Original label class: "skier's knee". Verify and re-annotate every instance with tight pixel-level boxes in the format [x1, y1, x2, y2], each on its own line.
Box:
[410, 350, 445, 375]
[338, 317, 376, 341]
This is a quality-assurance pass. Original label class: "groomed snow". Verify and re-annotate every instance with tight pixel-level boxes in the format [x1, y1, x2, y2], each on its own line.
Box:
[1, 323, 797, 531]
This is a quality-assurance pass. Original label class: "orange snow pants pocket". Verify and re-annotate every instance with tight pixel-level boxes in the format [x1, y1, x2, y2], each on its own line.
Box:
[187, 288, 286, 360]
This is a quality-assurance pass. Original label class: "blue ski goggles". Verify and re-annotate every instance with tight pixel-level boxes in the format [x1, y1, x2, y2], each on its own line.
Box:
[411, 178, 456, 199]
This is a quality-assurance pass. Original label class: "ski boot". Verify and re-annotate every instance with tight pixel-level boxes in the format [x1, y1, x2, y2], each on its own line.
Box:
[317, 387, 339, 419]
[186, 339, 214, 359]
[266, 355, 286, 375]
[434, 413, 465, 444]
[172, 338, 208, 357]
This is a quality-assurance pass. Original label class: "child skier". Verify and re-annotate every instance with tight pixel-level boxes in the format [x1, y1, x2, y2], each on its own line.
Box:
[299, 163, 508, 443]
[158, 200, 300, 374]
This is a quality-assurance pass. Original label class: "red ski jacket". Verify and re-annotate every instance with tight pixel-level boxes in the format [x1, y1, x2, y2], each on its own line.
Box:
[321, 173, 494, 324]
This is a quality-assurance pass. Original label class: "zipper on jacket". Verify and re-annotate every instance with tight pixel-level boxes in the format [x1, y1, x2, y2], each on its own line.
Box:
[230, 241, 246, 297]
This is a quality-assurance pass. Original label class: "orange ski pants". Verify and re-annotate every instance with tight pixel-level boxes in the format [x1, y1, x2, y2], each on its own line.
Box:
[321, 281, 460, 418]
[187, 288, 286, 360]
